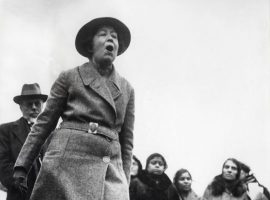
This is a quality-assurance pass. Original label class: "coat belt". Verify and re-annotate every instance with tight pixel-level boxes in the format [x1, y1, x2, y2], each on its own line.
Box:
[60, 121, 118, 141]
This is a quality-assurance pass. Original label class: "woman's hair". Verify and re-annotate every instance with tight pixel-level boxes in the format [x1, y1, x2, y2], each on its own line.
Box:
[238, 161, 251, 174]
[173, 168, 192, 186]
[209, 158, 245, 197]
[145, 153, 168, 170]
[82, 31, 97, 58]
[132, 155, 143, 177]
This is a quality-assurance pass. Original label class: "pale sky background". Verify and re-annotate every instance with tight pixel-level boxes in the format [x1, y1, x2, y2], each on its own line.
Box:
[0, 0, 269, 196]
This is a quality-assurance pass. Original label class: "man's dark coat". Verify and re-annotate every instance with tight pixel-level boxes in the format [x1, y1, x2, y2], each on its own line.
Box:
[0, 117, 40, 200]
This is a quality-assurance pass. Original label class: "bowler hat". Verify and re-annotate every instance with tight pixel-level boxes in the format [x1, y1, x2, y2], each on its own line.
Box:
[75, 17, 131, 58]
[13, 83, 48, 104]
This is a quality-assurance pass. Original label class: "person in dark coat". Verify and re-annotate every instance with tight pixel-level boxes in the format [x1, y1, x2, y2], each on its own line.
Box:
[130, 153, 172, 200]
[203, 158, 249, 200]
[130, 155, 143, 199]
[0, 83, 47, 200]
[167, 168, 199, 200]
[239, 161, 270, 200]
[13, 17, 135, 200]
[130, 155, 143, 180]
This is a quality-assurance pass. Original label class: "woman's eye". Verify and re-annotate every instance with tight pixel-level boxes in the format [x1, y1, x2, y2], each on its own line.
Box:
[98, 31, 106, 36]
[111, 33, 118, 39]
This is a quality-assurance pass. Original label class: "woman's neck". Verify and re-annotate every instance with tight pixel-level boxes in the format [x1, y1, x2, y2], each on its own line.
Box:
[91, 58, 113, 77]
[177, 188, 190, 198]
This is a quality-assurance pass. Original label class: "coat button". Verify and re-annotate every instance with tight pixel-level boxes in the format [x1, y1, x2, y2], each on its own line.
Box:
[103, 156, 110, 163]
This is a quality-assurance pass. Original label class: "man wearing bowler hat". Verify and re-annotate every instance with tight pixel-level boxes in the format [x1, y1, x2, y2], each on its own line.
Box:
[0, 83, 47, 200]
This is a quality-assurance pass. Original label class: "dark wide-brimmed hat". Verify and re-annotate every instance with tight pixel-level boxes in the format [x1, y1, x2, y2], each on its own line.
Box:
[75, 17, 131, 58]
[13, 83, 48, 104]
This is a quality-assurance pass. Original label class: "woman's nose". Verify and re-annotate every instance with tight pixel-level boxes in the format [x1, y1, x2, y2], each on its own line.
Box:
[107, 36, 113, 43]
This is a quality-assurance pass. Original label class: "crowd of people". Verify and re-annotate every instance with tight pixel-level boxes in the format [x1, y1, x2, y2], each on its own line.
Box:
[0, 16, 268, 200]
[129, 154, 270, 200]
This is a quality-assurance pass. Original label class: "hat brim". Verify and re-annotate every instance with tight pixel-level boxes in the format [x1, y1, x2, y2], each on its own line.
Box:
[75, 17, 131, 58]
[13, 94, 48, 104]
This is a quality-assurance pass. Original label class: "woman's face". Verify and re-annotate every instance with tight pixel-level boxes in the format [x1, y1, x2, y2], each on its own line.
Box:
[147, 156, 165, 175]
[222, 160, 238, 181]
[130, 158, 139, 176]
[177, 172, 192, 191]
[91, 26, 119, 65]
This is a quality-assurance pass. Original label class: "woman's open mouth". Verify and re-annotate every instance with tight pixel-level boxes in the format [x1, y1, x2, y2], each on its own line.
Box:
[105, 44, 114, 52]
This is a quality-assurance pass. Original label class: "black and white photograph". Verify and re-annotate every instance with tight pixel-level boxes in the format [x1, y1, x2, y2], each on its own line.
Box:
[0, 0, 269, 200]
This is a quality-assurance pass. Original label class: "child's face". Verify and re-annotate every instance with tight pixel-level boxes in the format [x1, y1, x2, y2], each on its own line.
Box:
[147, 156, 165, 175]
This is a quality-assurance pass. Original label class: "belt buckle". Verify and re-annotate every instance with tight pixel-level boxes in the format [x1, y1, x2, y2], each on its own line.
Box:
[88, 122, 98, 134]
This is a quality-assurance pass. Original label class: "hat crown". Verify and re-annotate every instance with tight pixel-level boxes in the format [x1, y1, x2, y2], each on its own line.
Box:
[21, 83, 42, 96]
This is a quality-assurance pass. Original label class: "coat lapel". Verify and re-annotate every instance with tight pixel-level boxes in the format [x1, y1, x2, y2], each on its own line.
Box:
[78, 62, 122, 116]
[12, 118, 30, 145]
[107, 68, 122, 100]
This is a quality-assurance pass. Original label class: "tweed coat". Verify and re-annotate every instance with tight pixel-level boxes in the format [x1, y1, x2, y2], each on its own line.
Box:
[15, 61, 135, 200]
[0, 117, 40, 200]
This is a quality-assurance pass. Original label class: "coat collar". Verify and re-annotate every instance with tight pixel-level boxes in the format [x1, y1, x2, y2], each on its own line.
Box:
[139, 170, 172, 190]
[78, 62, 122, 115]
[12, 117, 30, 144]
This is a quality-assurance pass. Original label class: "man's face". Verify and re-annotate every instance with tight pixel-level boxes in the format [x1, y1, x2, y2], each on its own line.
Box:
[222, 160, 238, 181]
[91, 26, 119, 65]
[20, 98, 43, 122]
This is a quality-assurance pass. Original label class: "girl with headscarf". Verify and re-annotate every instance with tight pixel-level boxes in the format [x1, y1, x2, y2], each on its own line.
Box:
[130, 153, 172, 200]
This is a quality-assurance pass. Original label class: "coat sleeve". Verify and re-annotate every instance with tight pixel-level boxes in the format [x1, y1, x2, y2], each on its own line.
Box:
[0, 125, 14, 188]
[119, 87, 135, 183]
[15, 71, 68, 172]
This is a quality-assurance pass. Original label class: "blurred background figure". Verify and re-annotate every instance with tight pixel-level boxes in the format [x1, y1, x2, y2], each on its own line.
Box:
[130, 155, 143, 199]
[130, 155, 143, 180]
[129, 153, 171, 200]
[167, 168, 199, 200]
[0, 83, 47, 200]
[239, 161, 270, 200]
[203, 158, 248, 200]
